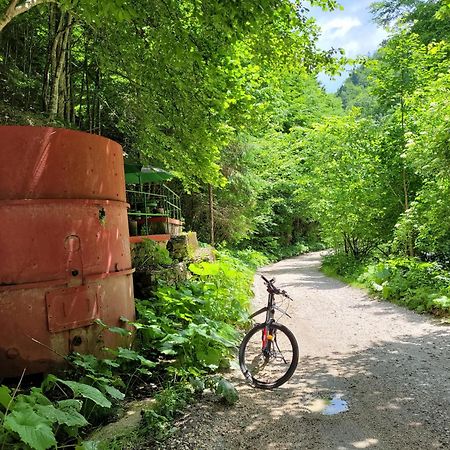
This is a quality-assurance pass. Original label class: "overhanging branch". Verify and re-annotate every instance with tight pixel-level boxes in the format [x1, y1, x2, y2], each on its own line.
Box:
[0, 0, 57, 32]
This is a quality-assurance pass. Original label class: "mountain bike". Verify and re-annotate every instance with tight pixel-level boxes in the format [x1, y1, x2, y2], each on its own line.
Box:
[239, 275, 299, 389]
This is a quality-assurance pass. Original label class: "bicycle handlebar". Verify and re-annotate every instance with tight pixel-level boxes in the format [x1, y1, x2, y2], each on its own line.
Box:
[260, 275, 293, 300]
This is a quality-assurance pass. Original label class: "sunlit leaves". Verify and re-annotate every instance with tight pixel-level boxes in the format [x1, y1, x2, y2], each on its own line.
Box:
[4, 407, 56, 450]
[57, 380, 112, 408]
[298, 112, 401, 253]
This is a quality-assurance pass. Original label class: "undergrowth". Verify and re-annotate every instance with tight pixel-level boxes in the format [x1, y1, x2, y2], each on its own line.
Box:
[359, 258, 450, 315]
[230, 238, 325, 266]
[322, 252, 450, 316]
[0, 251, 252, 449]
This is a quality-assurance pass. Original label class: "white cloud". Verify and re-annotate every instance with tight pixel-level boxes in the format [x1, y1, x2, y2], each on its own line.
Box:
[344, 40, 362, 57]
[320, 16, 362, 39]
[309, 1, 389, 91]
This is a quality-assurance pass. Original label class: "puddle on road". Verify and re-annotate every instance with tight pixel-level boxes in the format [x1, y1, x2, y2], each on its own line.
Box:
[305, 394, 349, 415]
[322, 394, 349, 415]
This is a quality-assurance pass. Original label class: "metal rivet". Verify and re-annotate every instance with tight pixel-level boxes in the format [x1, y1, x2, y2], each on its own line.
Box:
[6, 348, 19, 359]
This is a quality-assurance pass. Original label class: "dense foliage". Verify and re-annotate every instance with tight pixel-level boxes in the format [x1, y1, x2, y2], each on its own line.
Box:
[290, 0, 450, 315]
[0, 0, 339, 186]
[3, 1, 450, 447]
[0, 251, 256, 448]
[4, 1, 450, 314]
[181, 0, 450, 316]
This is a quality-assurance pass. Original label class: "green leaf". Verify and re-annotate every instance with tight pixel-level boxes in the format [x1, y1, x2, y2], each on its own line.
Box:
[35, 403, 88, 427]
[138, 355, 157, 368]
[102, 385, 125, 401]
[4, 406, 56, 450]
[189, 262, 220, 276]
[116, 347, 141, 360]
[41, 374, 58, 392]
[57, 399, 83, 412]
[76, 441, 100, 450]
[94, 318, 108, 328]
[58, 380, 111, 408]
[158, 334, 189, 355]
[196, 348, 222, 369]
[215, 378, 239, 405]
[0, 385, 12, 409]
[108, 326, 131, 336]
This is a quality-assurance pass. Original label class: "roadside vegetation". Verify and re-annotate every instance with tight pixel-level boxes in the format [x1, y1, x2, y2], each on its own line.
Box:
[303, 1, 450, 318]
[0, 250, 262, 449]
[322, 253, 450, 317]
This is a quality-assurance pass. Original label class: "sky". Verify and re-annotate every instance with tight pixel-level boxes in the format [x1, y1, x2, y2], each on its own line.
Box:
[309, 0, 389, 92]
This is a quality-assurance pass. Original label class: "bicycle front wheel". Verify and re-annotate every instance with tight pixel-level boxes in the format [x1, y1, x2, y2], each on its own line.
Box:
[239, 322, 299, 389]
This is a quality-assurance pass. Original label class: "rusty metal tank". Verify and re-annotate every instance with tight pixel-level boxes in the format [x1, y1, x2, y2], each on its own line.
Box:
[0, 126, 135, 377]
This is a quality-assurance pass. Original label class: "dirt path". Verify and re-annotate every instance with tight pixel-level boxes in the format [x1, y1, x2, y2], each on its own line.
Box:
[161, 252, 450, 450]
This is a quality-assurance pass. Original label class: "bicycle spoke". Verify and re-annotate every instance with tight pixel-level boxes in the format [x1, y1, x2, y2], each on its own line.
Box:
[273, 335, 289, 364]
[239, 323, 298, 388]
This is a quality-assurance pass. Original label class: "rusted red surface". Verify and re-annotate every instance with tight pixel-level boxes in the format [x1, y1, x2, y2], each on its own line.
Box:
[129, 234, 171, 244]
[0, 126, 135, 377]
[0, 126, 125, 201]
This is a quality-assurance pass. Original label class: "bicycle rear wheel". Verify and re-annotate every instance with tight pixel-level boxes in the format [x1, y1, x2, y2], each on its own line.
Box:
[239, 322, 299, 389]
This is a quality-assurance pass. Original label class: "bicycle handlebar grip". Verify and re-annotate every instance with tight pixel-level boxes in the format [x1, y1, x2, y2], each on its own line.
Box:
[261, 275, 271, 284]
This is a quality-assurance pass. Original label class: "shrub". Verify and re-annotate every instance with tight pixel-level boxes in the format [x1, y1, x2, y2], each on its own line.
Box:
[359, 257, 450, 315]
[321, 252, 367, 281]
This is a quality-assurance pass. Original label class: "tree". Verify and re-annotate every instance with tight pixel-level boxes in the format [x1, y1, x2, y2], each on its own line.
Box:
[367, 32, 428, 255]
[297, 112, 400, 257]
[0, 0, 342, 185]
[371, 0, 450, 43]
[395, 42, 450, 257]
[241, 71, 343, 251]
[337, 65, 379, 116]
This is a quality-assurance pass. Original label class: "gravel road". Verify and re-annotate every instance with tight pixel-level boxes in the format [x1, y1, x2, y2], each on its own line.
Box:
[161, 252, 450, 450]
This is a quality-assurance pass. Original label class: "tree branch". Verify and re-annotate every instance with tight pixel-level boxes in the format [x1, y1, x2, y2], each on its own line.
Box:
[0, 0, 56, 32]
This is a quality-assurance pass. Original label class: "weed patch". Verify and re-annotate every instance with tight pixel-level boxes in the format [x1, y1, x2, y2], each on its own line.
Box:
[0, 251, 254, 449]
[323, 252, 450, 316]
[359, 258, 450, 315]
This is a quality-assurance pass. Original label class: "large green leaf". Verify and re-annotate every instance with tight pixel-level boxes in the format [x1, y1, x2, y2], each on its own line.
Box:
[108, 326, 131, 336]
[116, 347, 141, 360]
[58, 380, 111, 408]
[215, 379, 239, 405]
[102, 384, 125, 401]
[57, 399, 83, 412]
[189, 262, 220, 276]
[4, 406, 56, 450]
[158, 334, 189, 355]
[196, 348, 222, 369]
[35, 403, 88, 428]
[0, 385, 12, 409]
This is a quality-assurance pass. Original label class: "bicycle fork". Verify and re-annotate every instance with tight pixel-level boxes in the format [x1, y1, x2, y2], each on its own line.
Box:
[261, 324, 274, 356]
[261, 325, 289, 364]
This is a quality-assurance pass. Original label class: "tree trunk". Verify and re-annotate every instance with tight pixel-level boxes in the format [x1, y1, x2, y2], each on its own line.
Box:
[400, 94, 414, 257]
[42, 3, 56, 111]
[208, 184, 215, 246]
[92, 65, 101, 134]
[49, 11, 73, 120]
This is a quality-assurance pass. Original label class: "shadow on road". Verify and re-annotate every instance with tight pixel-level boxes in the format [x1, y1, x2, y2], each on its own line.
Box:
[161, 252, 450, 450]
[160, 329, 449, 450]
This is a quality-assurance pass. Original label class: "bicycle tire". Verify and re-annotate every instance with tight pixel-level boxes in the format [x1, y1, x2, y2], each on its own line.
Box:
[239, 322, 299, 389]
